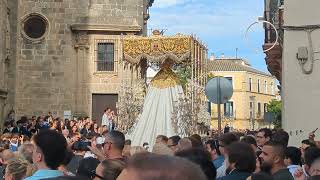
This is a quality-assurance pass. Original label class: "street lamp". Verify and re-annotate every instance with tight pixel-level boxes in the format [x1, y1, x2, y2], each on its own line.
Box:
[249, 96, 256, 130]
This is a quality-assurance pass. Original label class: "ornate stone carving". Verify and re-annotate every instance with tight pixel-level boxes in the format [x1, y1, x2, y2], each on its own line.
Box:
[74, 31, 89, 49]
[123, 34, 192, 64]
[263, 43, 282, 82]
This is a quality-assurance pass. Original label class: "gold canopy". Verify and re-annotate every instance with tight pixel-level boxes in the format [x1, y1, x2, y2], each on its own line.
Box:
[150, 66, 181, 89]
[123, 33, 192, 64]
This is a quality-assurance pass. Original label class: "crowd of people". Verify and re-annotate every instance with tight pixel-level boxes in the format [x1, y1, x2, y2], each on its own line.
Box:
[0, 112, 320, 180]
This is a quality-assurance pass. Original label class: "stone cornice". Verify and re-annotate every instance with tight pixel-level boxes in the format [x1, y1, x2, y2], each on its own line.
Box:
[70, 24, 142, 33]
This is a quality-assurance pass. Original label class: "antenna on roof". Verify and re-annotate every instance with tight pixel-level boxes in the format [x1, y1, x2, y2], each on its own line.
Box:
[236, 48, 238, 59]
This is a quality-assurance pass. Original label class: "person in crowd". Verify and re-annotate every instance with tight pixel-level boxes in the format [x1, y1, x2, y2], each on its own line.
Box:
[301, 139, 316, 158]
[255, 151, 263, 173]
[4, 157, 33, 180]
[217, 132, 239, 178]
[101, 108, 111, 127]
[256, 128, 272, 150]
[217, 142, 256, 180]
[152, 143, 174, 156]
[167, 135, 181, 152]
[247, 172, 274, 180]
[50, 119, 62, 133]
[271, 130, 289, 147]
[9, 134, 19, 152]
[241, 135, 258, 152]
[309, 157, 320, 177]
[60, 120, 67, 130]
[189, 134, 202, 147]
[76, 157, 100, 179]
[89, 130, 125, 162]
[94, 159, 125, 180]
[176, 148, 217, 180]
[302, 147, 320, 177]
[1, 149, 15, 165]
[24, 129, 67, 180]
[122, 140, 131, 158]
[206, 139, 224, 169]
[71, 125, 78, 134]
[3, 122, 13, 134]
[176, 138, 192, 152]
[107, 111, 116, 132]
[90, 123, 99, 136]
[80, 123, 91, 138]
[117, 153, 207, 180]
[155, 135, 168, 145]
[284, 146, 302, 177]
[58, 149, 74, 176]
[18, 143, 34, 163]
[224, 124, 230, 134]
[259, 141, 294, 180]
[130, 146, 147, 156]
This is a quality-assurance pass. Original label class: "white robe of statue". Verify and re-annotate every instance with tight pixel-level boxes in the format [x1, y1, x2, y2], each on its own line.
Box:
[127, 66, 183, 146]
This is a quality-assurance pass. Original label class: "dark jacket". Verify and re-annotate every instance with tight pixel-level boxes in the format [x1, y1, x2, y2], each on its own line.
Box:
[217, 170, 252, 180]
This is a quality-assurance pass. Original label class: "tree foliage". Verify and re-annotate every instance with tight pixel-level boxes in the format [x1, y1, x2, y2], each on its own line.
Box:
[267, 99, 282, 129]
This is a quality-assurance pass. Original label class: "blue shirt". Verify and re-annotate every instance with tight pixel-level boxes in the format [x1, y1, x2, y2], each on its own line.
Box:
[24, 169, 64, 180]
[213, 155, 224, 169]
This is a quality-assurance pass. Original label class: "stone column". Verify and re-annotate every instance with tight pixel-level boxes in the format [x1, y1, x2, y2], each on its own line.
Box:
[74, 31, 89, 117]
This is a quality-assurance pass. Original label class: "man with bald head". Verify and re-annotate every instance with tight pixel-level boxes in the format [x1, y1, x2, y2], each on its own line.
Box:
[176, 138, 192, 152]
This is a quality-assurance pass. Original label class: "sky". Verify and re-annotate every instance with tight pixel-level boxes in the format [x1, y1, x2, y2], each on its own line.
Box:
[148, 0, 268, 72]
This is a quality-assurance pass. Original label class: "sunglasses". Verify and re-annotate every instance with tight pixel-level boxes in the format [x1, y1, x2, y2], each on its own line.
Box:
[91, 170, 104, 180]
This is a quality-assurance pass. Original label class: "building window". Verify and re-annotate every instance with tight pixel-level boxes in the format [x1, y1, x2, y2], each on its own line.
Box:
[264, 103, 268, 113]
[257, 103, 261, 117]
[225, 77, 233, 88]
[224, 101, 234, 118]
[271, 82, 274, 95]
[97, 43, 115, 71]
[249, 78, 252, 91]
[264, 81, 267, 94]
[258, 79, 261, 93]
[21, 13, 49, 41]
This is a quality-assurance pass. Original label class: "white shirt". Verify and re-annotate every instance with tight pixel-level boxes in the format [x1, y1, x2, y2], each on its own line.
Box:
[216, 159, 227, 178]
[288, 165, 301, 177]
[101, 113, 109, 126]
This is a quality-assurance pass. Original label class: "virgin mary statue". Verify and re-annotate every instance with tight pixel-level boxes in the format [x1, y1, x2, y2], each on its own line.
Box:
[127, 61, 183, 146]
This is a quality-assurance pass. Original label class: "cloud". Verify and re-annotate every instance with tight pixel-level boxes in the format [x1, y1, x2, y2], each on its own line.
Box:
[152, 0, 189, 8]
[148, 0, 268, 72]
[149, 0, 263, 38]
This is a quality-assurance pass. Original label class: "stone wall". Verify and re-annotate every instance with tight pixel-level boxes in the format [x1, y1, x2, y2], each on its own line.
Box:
[15, 0, 147, 118]
[0, 0, 18, 125]
[283, 0, 320, 146]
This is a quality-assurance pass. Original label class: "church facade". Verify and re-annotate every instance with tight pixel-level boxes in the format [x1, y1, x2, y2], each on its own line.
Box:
[0, 0, 153, 123]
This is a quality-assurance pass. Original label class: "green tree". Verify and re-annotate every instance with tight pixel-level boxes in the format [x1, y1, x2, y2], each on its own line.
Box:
[267, 99, 282, 129]
[207, 72, 215, 81]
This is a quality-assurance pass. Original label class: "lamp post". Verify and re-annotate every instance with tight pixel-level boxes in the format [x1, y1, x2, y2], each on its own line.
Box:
[250, 96, 256, 130]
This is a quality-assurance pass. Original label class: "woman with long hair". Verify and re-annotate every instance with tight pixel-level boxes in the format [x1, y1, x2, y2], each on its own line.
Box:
[71, 125, 78, 134]
[50, 119, 62, 133]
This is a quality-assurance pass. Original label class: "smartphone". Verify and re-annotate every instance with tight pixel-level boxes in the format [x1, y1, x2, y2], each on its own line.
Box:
[312, 128, 318, 133]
